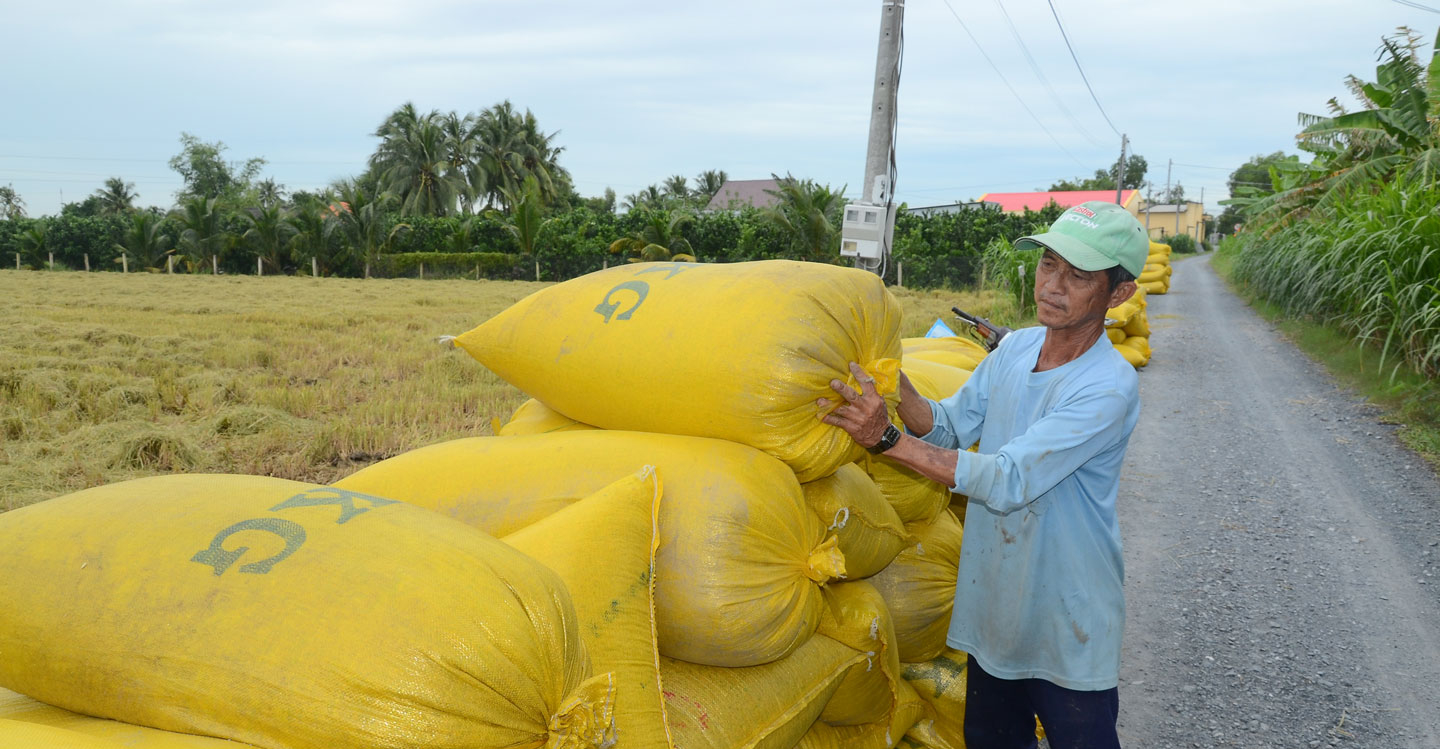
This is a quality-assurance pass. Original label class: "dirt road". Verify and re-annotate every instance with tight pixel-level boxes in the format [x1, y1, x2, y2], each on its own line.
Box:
[1114, 255, 1440, 748]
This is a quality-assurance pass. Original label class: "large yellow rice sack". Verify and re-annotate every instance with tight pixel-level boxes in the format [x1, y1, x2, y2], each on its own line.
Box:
[0, 475, 613, 749]
[1115, 336, 1152, 368]
[802, 464, 907, 580]
[901, 648, 969, 749]
[1138, 279, 1168, 295]
[861, 359, 972, 526]
[869, 510, 964, 662]
[817, 582, 903, 727]
[1122, 313, 1150, 338]
[900, 336, 988, 372]
[336, 432, 843, 667]
[450, 259, 903, 482]
[1149, 241, 1171, 256]
[505, 467, 672, 749]
[660, 636, 864, 749]
[795, 679, 927, 749]
[496, 397, 595, 436]
[0, 719, 128, 749]
[1, 689, 254, 748]
[1105, 328, 1126, 344]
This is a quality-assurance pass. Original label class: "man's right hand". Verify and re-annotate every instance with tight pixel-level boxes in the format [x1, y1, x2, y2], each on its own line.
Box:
[896, 371, 934, 437]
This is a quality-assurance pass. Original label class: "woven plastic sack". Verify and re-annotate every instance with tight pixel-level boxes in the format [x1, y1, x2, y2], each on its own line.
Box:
[1149, 241, 1172, 256]
[336, 432, 843, 667]
[817, 581, 903, 727]
[901, 648, 969, 749]
[0, 719, 129, 749]
[870, 509, 964, 662]
[794, 679, 927, 749]
[660, 636, 864, 749]
[900, 336, 987, 372]
[449, 259, 903, 482]
[860, 359, 972, 526]
[0, 689, 255, 748]
[1105, 328, 1125, 344]
[1115, 336, 1152, 368]
[1138, 279, 1168, 295]
[1123, 313, 1151, 338]
[497, 398, 596, 436]
[505, 467, 672, 749]
[0, 474, 612, 749]
[802, 464, 907, 579]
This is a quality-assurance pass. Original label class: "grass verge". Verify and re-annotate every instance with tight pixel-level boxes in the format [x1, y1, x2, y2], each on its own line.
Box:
[1211, 249, 1440, 470]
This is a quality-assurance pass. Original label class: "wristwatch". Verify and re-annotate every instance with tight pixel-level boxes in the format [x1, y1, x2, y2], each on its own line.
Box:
[866, 423, 902, 454]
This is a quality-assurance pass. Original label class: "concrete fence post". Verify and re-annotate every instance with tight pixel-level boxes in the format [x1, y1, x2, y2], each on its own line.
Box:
[167, 256, 173, 274]
[48, 252, 54, 270]
[122, 254, 128, 273]
[84, 254, 90, 272]
[14, 253, 19, 271]
[897, 261, 904, 287]
[535, 259, 540, 281]
[257, 257, 263, 276]
[212, 255, 218, 275]
[419, 262, 425, 280]
[312, 257, 318, 277]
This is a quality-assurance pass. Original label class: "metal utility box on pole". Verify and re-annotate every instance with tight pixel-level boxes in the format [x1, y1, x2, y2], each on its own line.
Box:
[840, 0, 904, 275]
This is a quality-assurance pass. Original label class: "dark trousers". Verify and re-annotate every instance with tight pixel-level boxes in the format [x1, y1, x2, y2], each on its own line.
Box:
[964, 654, 1121, 749]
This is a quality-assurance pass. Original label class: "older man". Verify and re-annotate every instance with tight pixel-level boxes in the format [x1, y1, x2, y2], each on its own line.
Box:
[821, 201, 1147, 749]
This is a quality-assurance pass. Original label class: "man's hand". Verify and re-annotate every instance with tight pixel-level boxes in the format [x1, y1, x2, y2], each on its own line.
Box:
[817, 362, 892, 449]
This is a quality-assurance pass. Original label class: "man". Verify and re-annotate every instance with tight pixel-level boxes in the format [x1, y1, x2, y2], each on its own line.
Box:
[820, 201, 1147, 748]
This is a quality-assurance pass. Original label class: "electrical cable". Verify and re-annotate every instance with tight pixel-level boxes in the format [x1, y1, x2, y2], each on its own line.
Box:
[991, 0, 1105, 148]
[1044, 0, 1122, 138]
[1391, 0, 1440, 13]
[940, 0, 1088, 169]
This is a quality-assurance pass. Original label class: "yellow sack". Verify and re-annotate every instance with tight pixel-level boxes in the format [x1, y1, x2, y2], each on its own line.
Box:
[1122, 313, 1150, 338]
[817, 582, 903, 727]
[451, 259, 903, 482]
[1, 689, 255, 748]
[1105, 328, 1125, 344]
[505, 467, 673, 749]
[0, 475, 611, 749]
[1115, 336, 1152, 368]
[0, 719, 129, 749]
[861, 359, 971, 526]
[1138, 279, 1168, 295]
[802, 464, 907, 579]
[870, 510, 964, 663]
[795, 679, 927, 749]
[901, 358, 972, 401]
[900, 336, 988, 372]
[901, 648, 969, 749]
[660, 636, 865, 749]
[1148, 241, 1171, 256]
[336, 432, 842, 667]
[498, 397, 596, 436]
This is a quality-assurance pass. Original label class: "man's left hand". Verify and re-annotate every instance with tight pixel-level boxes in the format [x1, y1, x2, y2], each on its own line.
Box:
[818, 361, 891, 449]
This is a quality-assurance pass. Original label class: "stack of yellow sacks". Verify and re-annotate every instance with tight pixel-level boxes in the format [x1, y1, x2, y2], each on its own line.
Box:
[1106, 286, 1152, 368]
[1137, 240, 1172, 295]
[0, 260, 990, 749]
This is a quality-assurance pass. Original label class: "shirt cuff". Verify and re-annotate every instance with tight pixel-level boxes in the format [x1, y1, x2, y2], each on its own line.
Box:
[908, 398, 950, 447]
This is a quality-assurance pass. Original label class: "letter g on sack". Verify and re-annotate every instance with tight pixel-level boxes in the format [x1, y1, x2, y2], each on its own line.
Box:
[594, 280, 649, 323]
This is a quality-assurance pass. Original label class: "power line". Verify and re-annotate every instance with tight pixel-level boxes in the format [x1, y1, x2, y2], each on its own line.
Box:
[1044, 0, 1122, 138]
[0, 154, 360, 166]
[1391, 0, 1440, 14]
[990, 0, 1105, 148]
[940, 0, 1088, 169]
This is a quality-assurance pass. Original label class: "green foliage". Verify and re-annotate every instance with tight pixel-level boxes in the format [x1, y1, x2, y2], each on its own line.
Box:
[94, 177, 138, 215]
[114, 211, 173, 270]
[372, 251, 525, 279]
[1048, 154, 1148, 191]
[169, 132, 266, 203]
[0, 184, 24, 220]
[486, 176, 554, 270]
[1229, 175, 1440, 377]
[1164, 233, 1197, 254]
[608, 209, 695, 262]
[762, 173, 846, 263]
[890, 203, 1064, 289]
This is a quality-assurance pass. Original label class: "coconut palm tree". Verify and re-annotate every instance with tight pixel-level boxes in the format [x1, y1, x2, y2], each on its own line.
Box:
[662, 175, 690, 202]
[622, 185, 664, 212]
[113, 211, 173, 270]
[486, 176, 554, 260]
[762, 174, 846, 263]
[473, 100, 567, 210]
[608, 209, 696, 262]
[243, 202, 297, 273]
[94, 177, 137, 215]
[287, 194, 341, 276]
[171, 196, 224, 271]
[694, 169, 728, 203]
[332, 179, 409, 278]
[370, 104, 467, 217]
[17, 223, 46, 269]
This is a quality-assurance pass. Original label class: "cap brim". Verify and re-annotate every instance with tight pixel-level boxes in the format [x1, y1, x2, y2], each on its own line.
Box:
[1013, 231, 1114, 272]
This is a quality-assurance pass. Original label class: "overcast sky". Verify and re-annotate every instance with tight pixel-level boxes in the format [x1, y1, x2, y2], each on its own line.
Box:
[1, 0, 1432, 217]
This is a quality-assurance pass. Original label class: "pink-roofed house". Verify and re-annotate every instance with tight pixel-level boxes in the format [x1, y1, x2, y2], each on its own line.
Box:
[975, 189, 1143, 221]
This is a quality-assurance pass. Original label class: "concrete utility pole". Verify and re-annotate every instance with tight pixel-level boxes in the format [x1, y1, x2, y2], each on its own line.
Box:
[858, 0, 904, 274]
[1115, 134, 1128, 206]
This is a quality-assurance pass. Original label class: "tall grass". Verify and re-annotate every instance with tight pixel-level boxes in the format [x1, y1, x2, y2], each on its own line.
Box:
[0, 271, 1004, 511]
[1228, 177, 1440, 378]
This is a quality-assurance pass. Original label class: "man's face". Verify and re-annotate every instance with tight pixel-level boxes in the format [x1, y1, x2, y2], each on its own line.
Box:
[1032, 249, 1133, 331]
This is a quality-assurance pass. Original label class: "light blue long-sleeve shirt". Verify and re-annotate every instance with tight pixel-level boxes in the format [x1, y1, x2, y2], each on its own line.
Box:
[915, 325, 1139, 691]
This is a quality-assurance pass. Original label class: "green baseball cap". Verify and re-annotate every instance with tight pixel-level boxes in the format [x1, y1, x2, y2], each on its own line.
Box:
[1014, 201, 1149, 277]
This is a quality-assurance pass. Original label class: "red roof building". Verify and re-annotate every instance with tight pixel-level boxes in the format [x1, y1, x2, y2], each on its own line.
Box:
[976, 189, 1141, 217]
